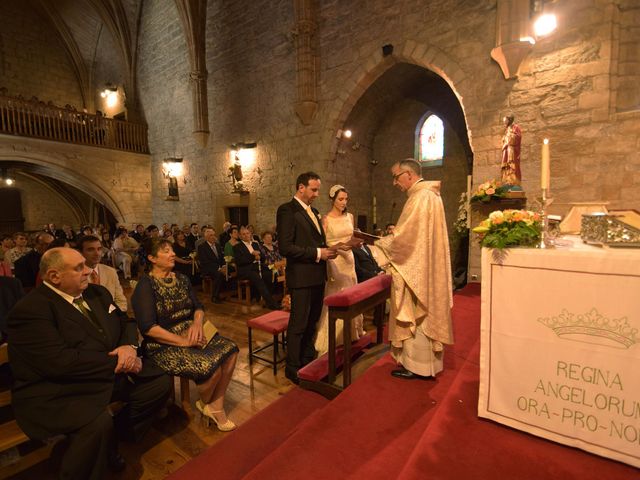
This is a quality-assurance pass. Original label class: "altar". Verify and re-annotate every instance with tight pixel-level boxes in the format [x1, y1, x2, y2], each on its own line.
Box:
[477, 238, 640, 468]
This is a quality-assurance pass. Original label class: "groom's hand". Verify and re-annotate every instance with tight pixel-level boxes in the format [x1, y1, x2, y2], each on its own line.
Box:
[320, 248, 338, 261]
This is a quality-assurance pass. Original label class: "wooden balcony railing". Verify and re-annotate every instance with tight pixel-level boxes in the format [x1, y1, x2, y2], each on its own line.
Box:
[0, 93, 149, 154]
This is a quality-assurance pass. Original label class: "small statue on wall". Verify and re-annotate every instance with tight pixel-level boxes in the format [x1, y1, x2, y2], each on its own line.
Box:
[500, 114, 523, 191]
[229, 154, 246, 193]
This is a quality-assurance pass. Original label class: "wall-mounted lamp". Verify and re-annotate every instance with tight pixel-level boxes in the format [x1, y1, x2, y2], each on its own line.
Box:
[491, 0, 558, 79]
[336, 129, 353, 139]
[100, 84, 119, 108]
[229, 142, 257, 193]
[533, 13, 557, 38]
[1, 168, 15, 187]
[162, 157, 183, 200]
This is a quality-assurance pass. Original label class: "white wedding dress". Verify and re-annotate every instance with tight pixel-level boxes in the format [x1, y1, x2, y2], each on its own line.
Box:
[314, 212, 365, 355]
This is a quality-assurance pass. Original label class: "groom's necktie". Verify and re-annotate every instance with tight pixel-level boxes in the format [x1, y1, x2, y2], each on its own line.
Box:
[306, 205, 321, 233]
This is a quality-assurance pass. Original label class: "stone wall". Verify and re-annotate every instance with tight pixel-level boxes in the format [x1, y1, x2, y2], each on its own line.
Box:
[0, 0, 83, 107]
[132, 0, 640, 282]
[7, 174, 81, 231]
[0, 134, 152, 225]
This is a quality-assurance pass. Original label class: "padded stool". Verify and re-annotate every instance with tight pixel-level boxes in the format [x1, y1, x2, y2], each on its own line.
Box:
[247, 310, 289, 374]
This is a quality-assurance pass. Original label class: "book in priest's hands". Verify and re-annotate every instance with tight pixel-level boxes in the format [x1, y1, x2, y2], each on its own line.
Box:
[352, 230, 381, 245]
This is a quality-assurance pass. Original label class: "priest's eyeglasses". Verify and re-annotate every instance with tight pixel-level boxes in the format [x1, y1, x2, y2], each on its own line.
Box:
[392, 171, 409, 182]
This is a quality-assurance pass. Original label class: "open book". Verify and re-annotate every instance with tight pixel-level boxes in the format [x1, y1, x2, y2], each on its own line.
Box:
[352, 230, 381, 245]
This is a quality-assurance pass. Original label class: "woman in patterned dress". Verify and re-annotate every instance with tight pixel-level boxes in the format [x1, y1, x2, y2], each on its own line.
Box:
[132, 238, 239, 431]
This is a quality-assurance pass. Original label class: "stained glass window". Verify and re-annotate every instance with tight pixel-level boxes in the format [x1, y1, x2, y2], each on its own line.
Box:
[417, 114, 444, 166]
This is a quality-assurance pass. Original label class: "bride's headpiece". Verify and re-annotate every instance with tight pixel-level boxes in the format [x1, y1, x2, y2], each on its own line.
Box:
[329, 184, 346, 199]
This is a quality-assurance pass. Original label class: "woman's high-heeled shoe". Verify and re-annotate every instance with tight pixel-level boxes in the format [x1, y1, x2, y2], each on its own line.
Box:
[195, 400, 237, 432]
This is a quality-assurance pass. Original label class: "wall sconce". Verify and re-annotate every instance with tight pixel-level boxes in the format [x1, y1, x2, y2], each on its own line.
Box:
[336, 129, 353, 139]
[229, 142, 257, 193]
[100, 84, 119, 108]
[162, 157, 183, 200]
[491, 0, 558, 79]
[1, 168, 15, 186]
[532, 0, 557, 39]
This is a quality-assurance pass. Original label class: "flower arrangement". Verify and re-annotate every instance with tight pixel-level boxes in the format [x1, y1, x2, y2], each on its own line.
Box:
[470, 179, 509, 203]
[472, 209, 542, 248]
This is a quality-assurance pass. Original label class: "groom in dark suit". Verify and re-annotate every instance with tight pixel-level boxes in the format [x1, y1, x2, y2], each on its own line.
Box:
[277, 172, 337, 384]
[7, 247, 171, 480]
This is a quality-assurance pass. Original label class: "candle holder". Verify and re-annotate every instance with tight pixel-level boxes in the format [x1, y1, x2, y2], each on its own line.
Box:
[538, 188, 555, 249]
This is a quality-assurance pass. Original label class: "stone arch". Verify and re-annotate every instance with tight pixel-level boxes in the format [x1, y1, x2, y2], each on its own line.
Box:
[324, 40, 474, 163]
[0, 155, 126, 223]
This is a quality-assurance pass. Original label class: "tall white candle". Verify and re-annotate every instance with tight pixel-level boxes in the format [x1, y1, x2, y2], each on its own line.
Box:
[541, 138, 550, 190]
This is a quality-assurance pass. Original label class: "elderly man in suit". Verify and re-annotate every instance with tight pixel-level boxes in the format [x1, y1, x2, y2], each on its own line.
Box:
[78, 234, 128, 312]
[234, 226, 280, 310]
[276, 172, 337, 384]
[7, 247, 171, 480]
[197, 227, 226, 303]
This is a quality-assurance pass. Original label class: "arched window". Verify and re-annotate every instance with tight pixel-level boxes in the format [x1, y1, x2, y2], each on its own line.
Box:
[416, 114, 444, 166]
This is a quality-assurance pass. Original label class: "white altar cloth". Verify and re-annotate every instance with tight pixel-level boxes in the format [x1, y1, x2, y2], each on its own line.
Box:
[478, 238, 640, 468]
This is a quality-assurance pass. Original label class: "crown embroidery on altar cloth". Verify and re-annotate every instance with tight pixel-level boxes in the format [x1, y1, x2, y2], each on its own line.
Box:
[537, 308, 638, 349]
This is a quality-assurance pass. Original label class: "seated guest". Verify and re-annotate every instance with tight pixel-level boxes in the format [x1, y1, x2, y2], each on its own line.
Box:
[100, 231, 114, 264]
[197, 227, 225, 304]
[259, 231, 283, 265]
[218, 221, 232, 250]
[131, 224, 145, 243]
[234, 226, 280, 310]
[223, 225, 240, 259]
[146, 224, 160, 238]
[78, 235, 128, 312]
[247, 224, 261, 243]
[259, 231, 284, 293]
[0, 234, 14, 262]
[6, 232, 31, 270]
[112, 227, 139, 281]
[60, 224, 77, 246]
[385, 223, 396, 236]
[172, 231, 194, 278]
[185, 223, 200, 251]
[14, 232, 53, 289]
[353, 243, 384, 283]
[8, 247, 171, 480]
[132, 238, 239, 431]
[80, 225, 94, 237]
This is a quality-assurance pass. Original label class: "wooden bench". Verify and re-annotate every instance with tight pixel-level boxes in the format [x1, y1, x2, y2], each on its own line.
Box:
[299, 275, 392, 398]
[0, 343, 58, 479]
[247, 310, 289, 375]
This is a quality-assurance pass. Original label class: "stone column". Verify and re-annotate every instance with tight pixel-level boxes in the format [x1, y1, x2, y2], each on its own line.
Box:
[175, 0, 210, 147]
[292, 0, 318, 125]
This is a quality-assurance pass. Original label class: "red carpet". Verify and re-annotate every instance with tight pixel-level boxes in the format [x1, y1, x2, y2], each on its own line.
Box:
[169, 284, 638, 479]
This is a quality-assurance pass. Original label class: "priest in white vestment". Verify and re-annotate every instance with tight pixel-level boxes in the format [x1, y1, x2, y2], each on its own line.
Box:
[374, 159, 453, 379]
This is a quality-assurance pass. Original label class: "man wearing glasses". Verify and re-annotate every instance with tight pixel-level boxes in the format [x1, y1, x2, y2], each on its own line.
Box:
[373, 158, 453, 380]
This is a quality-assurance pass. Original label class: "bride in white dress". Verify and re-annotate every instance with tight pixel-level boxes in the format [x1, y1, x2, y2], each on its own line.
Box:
[314, 185, 365, 355]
